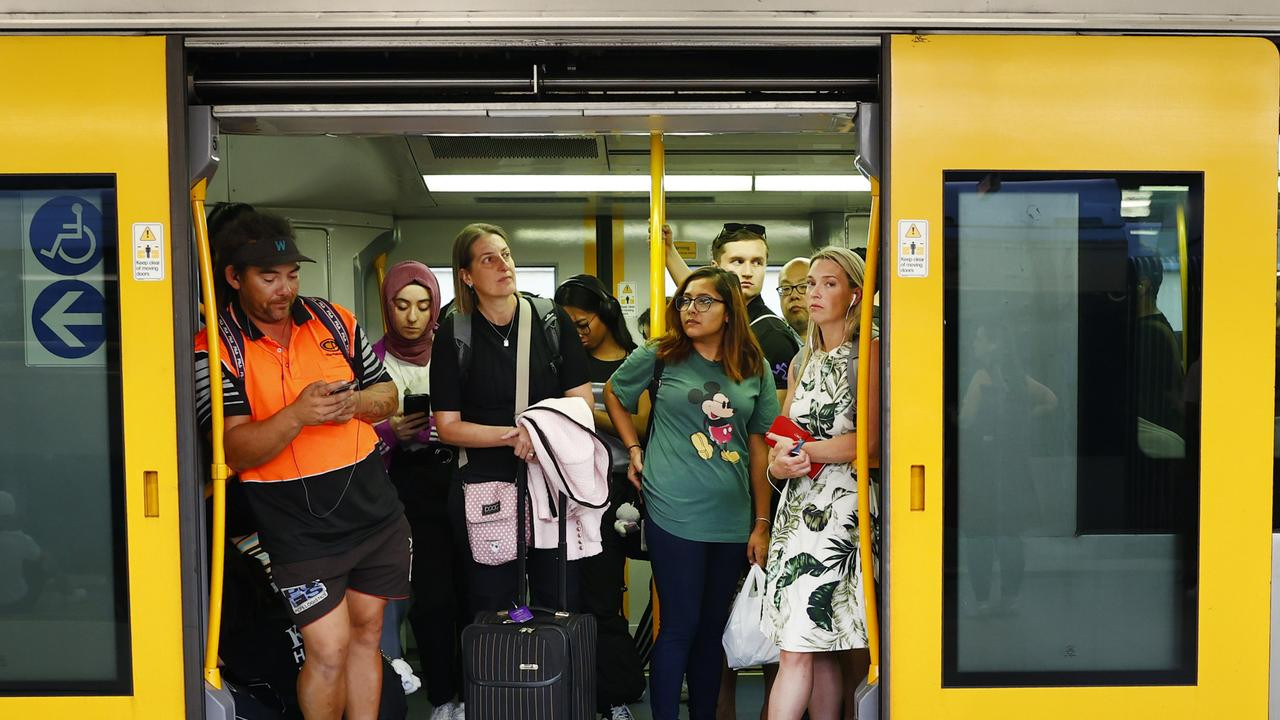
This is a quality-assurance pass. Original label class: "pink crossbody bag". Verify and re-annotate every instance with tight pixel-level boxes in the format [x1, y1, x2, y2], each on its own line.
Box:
[460, 297, 534, 566]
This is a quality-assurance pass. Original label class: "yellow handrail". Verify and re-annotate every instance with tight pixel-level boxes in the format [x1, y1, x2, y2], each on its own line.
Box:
[193, 180, 231, 690]
[373, 252, 389, 333]
[856, 176, 882, 685]
[649, 133, 666, 338]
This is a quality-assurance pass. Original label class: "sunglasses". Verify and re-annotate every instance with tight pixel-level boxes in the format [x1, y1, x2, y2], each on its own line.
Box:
[721, 222, 766, 237]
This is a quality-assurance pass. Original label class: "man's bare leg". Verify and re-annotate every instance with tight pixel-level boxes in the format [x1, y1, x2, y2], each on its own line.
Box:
[345, 589, 388, 720]
[298, 599, 351, 720]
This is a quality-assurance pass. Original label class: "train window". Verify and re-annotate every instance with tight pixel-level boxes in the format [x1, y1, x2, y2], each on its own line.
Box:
[0, 177, 130, 694]
[943, 172, 1202, 686]
[430, 265, 557, 308]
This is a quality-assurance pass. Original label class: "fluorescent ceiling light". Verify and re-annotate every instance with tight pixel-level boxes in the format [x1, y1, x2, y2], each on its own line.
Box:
[667, 175, 752, 192]
[755, 175, 871, 192]
[423, 174, 752, 193]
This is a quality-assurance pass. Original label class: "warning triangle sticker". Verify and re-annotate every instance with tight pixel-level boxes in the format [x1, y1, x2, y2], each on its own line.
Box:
[905, 224, 921, 239]
[140, 227, 156, 242]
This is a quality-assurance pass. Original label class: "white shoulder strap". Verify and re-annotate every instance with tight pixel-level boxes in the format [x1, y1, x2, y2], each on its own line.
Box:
[515, 296, 533, 415]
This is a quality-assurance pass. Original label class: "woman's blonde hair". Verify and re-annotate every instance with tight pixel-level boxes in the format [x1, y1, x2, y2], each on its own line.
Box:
[796, 246, 870, 380]
[451, 222, 511, 315]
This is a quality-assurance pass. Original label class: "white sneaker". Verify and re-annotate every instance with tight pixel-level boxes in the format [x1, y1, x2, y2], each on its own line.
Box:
[389, 657, 421, 695]
[452, 702, 466, 720]
[430, 702, 456, 720]
[608, 705, 635, 720]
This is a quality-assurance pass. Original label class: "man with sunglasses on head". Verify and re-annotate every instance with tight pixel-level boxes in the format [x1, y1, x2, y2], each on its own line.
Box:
[663, 223, 802, 396]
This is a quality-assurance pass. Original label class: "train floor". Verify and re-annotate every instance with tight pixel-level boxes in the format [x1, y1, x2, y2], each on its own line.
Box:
[403, 665, 769, 719]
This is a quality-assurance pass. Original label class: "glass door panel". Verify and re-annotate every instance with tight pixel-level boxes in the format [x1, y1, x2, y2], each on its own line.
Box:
[944, 173, 1201, 685]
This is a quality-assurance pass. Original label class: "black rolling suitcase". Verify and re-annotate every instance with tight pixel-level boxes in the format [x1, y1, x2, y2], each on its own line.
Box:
[462, 466, 598, 720]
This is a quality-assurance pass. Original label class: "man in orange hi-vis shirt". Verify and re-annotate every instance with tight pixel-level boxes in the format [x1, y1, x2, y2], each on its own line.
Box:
[195, 208, 405, 720]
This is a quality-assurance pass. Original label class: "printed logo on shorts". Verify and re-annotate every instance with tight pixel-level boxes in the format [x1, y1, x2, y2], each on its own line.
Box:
[481, 501, 501, 516]
[282, 580, 329, 615]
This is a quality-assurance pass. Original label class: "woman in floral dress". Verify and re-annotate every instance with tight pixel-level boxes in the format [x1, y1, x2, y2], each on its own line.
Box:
[763, 247, 880, 720]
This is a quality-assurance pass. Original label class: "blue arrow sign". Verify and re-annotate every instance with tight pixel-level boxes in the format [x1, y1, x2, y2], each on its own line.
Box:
[31, 280, 105, 359]
[29, 196, 104, 276]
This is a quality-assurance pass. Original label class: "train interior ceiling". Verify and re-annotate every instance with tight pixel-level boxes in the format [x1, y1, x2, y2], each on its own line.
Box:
[204, 124, 870, 336]
[194, 42, 879, 329]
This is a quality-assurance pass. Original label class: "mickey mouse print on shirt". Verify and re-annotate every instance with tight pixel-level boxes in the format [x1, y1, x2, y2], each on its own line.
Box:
[688, 382, 742, 464]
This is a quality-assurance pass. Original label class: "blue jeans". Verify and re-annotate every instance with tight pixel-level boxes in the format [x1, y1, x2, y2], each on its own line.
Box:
[647, 518, 746, 720]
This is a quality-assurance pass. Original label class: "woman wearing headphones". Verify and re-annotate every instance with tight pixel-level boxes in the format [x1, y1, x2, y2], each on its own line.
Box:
[554, 275, 648, 720]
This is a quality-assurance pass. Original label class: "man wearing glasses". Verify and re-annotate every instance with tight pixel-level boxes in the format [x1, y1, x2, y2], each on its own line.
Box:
[776, 257, 811, 337]
[663, 223, 802, 395]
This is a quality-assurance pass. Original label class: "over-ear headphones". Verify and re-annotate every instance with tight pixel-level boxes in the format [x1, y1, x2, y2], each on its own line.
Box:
[557, 274, 622, 322]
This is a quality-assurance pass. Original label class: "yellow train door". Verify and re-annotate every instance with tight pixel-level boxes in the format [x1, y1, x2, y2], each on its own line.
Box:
[0, 37, 188, 719]
[884, 35, 1278, 718]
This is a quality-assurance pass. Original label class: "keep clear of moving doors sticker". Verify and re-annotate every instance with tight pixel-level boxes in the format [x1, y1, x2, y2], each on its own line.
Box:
[897, 219, 929, 278]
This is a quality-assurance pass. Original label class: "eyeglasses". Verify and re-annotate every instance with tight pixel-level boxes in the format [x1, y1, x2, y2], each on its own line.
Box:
[676, 295, 726, 313]
[721, 222, 766, 237]
[777, 284, 807, 298]
[573, 316, 596, 335]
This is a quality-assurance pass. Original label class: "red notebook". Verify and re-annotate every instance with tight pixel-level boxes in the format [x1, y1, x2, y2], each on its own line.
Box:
[765, 415, 825, 480]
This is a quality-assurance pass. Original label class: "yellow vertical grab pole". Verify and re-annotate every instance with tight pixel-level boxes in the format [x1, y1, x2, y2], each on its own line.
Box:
[373, 252, 389, 333]
[192, 179, 230, 690]
[856, 176, 882, 685]
[649, 133, 667, 338]
[648, 132, 665, 641]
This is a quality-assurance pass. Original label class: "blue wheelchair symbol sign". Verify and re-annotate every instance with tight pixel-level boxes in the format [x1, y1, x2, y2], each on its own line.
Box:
[29, 196, 104, 276]
[31, 280, 105, 359]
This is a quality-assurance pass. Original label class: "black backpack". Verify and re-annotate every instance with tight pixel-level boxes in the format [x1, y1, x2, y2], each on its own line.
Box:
[451, 292, 562, 385]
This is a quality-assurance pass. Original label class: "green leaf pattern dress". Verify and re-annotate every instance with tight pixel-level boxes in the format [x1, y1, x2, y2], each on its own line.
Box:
[762, 342, 868, 652]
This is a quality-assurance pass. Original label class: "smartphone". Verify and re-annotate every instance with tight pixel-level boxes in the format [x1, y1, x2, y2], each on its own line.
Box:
[789, 438, 807, 456]
[329, 380, 356, 395]
[403, 392, 431, 417]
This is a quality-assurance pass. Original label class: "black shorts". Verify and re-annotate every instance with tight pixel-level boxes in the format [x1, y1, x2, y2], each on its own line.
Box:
[273, 514, 412, 627]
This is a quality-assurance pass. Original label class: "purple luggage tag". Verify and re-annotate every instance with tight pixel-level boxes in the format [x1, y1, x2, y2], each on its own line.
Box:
[509, 605, 534, 623]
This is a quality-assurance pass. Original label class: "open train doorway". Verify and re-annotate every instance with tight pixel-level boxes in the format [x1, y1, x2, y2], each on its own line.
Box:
[192, 61, 882, 717]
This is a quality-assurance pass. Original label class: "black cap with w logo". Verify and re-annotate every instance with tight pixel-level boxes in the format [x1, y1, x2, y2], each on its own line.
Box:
[229, 235, 315, 268]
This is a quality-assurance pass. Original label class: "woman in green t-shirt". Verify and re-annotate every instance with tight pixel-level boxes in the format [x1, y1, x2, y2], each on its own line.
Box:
[605, 266, 780, 720]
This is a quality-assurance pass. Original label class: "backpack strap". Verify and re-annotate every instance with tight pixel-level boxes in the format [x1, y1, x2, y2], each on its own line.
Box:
[301, 296, 361, 381]
[641, 356, 665, 449]
[527, 294, 562, 377]
[453, 308, 472, 386]
[216, 306, 247, 380]
[845, 328, 880, 422]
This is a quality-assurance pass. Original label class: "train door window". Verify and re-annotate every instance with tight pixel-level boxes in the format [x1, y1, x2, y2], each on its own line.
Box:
[0, 177, 129, 693]
[431, 265, 558, 307]
[943, 172, 1202, 685]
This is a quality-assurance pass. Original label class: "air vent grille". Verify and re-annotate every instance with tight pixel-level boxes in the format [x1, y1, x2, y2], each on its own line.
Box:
[429, 136, 598, 160]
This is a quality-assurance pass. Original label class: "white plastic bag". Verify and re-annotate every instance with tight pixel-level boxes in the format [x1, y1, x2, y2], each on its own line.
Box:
[722, 564, 780, 669]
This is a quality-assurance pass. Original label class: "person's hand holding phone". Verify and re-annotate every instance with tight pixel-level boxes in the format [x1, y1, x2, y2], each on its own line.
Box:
[324, 379, 358, 425]
[391, 411, 429, 442]
[289, 380, 349, 427]
[766, 431, 810, 479]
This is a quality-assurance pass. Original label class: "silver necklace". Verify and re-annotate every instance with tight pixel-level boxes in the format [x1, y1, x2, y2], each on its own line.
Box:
[480, 307, 515, 347]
